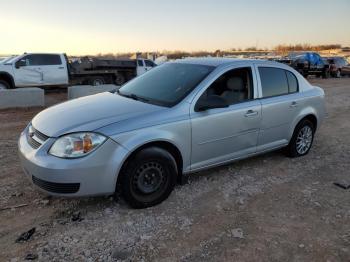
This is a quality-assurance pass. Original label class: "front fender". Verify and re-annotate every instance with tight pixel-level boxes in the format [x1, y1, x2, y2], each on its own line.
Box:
[109, 120, 192, 173]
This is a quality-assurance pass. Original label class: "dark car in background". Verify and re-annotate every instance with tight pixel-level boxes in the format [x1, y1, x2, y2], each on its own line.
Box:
[325, 57, 349, 77]
[290, 52, 330, 79]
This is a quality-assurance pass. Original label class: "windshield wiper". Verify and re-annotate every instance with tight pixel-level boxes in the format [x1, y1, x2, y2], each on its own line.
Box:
[117, 90, 149, 103]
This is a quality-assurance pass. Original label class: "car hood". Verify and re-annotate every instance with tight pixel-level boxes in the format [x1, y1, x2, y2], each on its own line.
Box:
[32, 92, 164, 137]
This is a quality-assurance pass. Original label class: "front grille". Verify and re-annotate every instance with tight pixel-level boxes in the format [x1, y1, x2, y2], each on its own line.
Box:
[27, 125, 49, 149]
[32, 176, 80, 194]
[33, 128, 49, 141]
[27, 136, 41, 149]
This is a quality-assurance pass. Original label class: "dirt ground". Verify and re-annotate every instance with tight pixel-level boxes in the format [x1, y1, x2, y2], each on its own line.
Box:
[0, 78, 349, 262]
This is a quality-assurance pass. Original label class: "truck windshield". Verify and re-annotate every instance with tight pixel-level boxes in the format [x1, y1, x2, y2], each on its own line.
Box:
[118, 63, 214, 107]
[0, 56, 16, 63]
[3, 56, 18, 64]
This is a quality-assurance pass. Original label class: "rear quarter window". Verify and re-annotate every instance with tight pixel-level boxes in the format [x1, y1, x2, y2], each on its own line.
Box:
[286, 71, 298, 93]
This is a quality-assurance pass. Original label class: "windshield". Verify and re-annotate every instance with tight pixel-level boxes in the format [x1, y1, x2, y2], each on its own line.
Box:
[2, 55, 19, 64]
[0, 56, 16, 63]
[118, 63, 214, 107]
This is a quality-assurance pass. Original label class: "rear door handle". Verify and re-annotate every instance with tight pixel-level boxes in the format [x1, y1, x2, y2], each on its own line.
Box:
[58, 66, 64, 69]
[245, 110, 258, 117]
[290, 101, 298, 108]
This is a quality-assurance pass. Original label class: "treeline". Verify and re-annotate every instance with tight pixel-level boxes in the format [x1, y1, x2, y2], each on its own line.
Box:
[90, 44, 344, 59]
[275, 44, 342, 52]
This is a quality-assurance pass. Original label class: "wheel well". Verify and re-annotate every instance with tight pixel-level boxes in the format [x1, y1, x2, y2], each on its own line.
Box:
[301, 114, 317, 130]
[118, 141, 184, 185]
[0, 72, 15, 88]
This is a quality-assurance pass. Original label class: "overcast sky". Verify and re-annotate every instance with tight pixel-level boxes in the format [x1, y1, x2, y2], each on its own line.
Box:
[1, 0, 349, 55]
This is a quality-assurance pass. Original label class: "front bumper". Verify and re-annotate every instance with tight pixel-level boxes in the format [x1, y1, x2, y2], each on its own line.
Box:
[18, 127, 129, 197]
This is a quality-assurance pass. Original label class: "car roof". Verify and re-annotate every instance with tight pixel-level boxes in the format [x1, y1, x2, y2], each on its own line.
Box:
[174, 57, 286, 68]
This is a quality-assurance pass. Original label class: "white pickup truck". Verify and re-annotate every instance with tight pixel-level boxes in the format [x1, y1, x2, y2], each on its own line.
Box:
[0, 53, 156, 89]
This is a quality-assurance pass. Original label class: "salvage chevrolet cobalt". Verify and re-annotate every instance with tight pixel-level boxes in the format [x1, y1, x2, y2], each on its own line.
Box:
[18, 58, 325, 208]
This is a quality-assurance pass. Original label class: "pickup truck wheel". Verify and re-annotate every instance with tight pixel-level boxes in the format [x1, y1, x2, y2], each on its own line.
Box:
[322, 69, 330, 79]
[90, 77, 105, 86]
[120, 147, 177, 209]
[114, 74, 125, 86]
[0, 80, 10, 90]
[336, 69, 341, 78]
[286, 119, 315, 157]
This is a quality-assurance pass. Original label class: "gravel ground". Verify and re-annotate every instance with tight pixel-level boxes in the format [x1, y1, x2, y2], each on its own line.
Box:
[0, 79, 349, 261]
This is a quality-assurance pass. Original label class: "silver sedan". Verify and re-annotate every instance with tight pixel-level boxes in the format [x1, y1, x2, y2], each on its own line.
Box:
[18, 58, 325, 208]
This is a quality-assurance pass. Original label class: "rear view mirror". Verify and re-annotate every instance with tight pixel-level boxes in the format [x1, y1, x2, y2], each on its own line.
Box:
[195, 95, 228, 112]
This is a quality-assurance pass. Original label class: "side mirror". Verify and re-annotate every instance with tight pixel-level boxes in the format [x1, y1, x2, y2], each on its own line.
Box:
[15, 60, 26, 69]
[195, 95, 229, 112]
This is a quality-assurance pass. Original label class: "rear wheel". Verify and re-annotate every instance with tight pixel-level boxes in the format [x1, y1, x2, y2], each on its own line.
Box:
[336, 69, 341, 78]
[0, 80, 10, 90]
[286, 119, 315, 157]
[119, 147, 177, 208]
[322, 69, 330, 79]
[89, 76, 105, 86]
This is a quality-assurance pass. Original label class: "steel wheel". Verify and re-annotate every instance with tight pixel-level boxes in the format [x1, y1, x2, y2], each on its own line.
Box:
[92, 78, 104, 86]
[119, 147, 177, 208]
[133, 161, 165, 194]
[296, 125, 313, 154]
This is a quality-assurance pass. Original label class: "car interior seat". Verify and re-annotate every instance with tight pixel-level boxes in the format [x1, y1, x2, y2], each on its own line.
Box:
[221, 77, 246, 104]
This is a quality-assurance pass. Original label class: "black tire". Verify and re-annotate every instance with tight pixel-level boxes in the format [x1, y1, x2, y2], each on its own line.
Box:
[286, 119, 315, 158]
[322, 69, 330, 79]
[89, 76, 105, 86]
[119, 147, 177, 208]
[0, 79, 11, 90]
[114, 73, 125, 86]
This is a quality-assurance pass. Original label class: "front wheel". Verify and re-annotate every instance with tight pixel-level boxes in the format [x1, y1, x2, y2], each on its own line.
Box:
[119, 147, 178, 208]
[286, 119, 315, 157]
[0, 80, 11, 90]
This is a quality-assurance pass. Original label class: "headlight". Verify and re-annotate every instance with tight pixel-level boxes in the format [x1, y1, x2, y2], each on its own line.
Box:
[49, 132, 107, 158]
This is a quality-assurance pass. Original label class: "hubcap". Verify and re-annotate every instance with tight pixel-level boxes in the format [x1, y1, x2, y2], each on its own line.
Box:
[133, 162, 164, 194]
[296, 125, 313, 154]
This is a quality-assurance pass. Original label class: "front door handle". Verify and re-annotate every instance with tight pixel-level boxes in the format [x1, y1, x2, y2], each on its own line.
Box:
[245, 110, 258, 117]
[290, 101, 298, 108]
[58, 66, 64, 69]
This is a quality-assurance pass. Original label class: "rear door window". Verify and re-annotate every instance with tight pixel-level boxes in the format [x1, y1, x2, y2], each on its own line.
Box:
[40, 54, 62, 65]
[21, 54, 61, 66]
[259, 67, 289, 97]
[259, 67, 299, 97]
